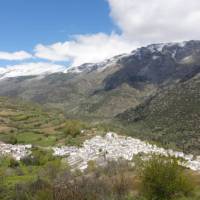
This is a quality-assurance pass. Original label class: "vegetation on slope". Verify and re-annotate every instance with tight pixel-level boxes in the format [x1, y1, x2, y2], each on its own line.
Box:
[0, 97, 102, 147]
[137, 155, 194, 200]
[117, 75, 200, 154]
[0, 97, 65, 146]
[0, 151, 199, 200]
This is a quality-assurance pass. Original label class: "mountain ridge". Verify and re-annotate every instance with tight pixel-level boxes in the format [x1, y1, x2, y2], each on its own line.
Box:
[0, 40, 198, 80]
[0, 40, 199, 154]
[0, 40, 199, 119]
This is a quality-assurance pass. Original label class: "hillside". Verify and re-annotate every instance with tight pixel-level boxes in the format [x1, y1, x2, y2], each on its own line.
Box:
[0, 97, 67, 146]
[117, 74, 200, 154]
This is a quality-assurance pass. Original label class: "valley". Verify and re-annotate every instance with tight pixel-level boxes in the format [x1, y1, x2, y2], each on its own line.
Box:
[2, 0, 200, 199]
[0, 40, 199, 154]
[0, 40, 200, 200]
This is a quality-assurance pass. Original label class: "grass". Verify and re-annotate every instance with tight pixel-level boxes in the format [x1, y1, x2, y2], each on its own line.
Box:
[4, 174, 37, 187]
[15, 132, 57, 146]
[0, 97, 65, 146]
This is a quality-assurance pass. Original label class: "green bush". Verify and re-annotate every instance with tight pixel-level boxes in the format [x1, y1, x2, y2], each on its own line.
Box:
[13, 178, 53, 200]
[5, 135, 18, 145]
[0, 156, 19, 168]
[138, 155, 194, 200]
[63, 120, 84, 138]
[21, 148, 55, 166]
[9, 158, 19, 168]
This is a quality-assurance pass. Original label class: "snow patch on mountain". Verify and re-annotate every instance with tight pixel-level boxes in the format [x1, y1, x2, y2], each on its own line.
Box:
[64, 54, 127, 74]
[62, 40, 200, 75]
[147, 43, 166, 53]
[0, 62, 66, 79]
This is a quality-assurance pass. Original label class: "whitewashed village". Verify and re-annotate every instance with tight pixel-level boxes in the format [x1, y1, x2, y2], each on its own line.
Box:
[1, 132, 200, 172]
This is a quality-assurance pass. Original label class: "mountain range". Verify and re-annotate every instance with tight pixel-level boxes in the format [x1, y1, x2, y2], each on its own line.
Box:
[0, 40, 199, 153]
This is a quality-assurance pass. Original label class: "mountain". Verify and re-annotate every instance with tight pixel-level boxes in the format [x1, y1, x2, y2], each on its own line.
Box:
[0, 40, 200, 120]
[0, 54, 151, 118]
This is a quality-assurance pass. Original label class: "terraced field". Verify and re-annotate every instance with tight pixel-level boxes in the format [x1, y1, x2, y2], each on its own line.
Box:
[0, 97, 67, 146]
[0, 97, 100, 147]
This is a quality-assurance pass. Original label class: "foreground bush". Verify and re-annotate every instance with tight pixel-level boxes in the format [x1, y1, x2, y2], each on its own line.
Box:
[0, 154, 199, 200]
[138, 155, 194, 200]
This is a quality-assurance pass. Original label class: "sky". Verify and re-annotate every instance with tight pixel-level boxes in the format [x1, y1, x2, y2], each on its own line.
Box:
[1, 0, 200, 74]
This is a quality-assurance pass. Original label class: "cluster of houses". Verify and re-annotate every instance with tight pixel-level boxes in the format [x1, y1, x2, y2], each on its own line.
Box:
[1, 132, 200, 172]
[0, 142, 31, 160]
[53, 132, 200, 171]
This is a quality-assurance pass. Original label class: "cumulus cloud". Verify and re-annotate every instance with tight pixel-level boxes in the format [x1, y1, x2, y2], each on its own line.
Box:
[34, 0, 200, 67]
[108, 0, 200, 44]
[35, 33, 134, 66]
[0, 51, 32, 61]
[0, 62, 65, 78]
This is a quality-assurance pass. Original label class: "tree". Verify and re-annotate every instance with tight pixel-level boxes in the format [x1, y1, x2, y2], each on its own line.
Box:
[137, 155, 194, 200]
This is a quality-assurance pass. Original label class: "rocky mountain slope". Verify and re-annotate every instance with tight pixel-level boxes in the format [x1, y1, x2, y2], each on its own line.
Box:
[0, 40, 200, 120]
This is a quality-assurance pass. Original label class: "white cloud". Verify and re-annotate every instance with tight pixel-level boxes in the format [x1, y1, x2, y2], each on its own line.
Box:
[35, 33, 134, 66]
[34, 0, 200, 67]
[0, 62, 65, 79]
[108, 0, 200, 44]
[0, 51, 32, 61]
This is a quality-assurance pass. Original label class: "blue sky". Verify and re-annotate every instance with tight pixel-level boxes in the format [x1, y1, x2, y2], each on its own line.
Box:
[0, 0, 115, 52]
[0, 0, 200, 76]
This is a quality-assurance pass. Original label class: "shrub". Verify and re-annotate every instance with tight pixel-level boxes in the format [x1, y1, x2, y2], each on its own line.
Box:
[38, 159, 63, 180]
[0, 156, 19, 168]
[111, 173, 132, 200]
[65, 135, 81, 146]
[54, 174, 112, 200]
[138, 155, 194, 200]
[63, 120, 83, 138]
[21, 148, 55, 166]
[9, 158, 19, 168]
[87, 160, 97, 172]
[14, 178, 53, 200]
[5, 135, 18, 145]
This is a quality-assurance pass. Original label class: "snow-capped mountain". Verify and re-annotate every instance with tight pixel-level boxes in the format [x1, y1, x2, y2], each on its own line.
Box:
[0, 40, 199, 116]
[0, 40, 198, 80]
[64, 40, 200, 76]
